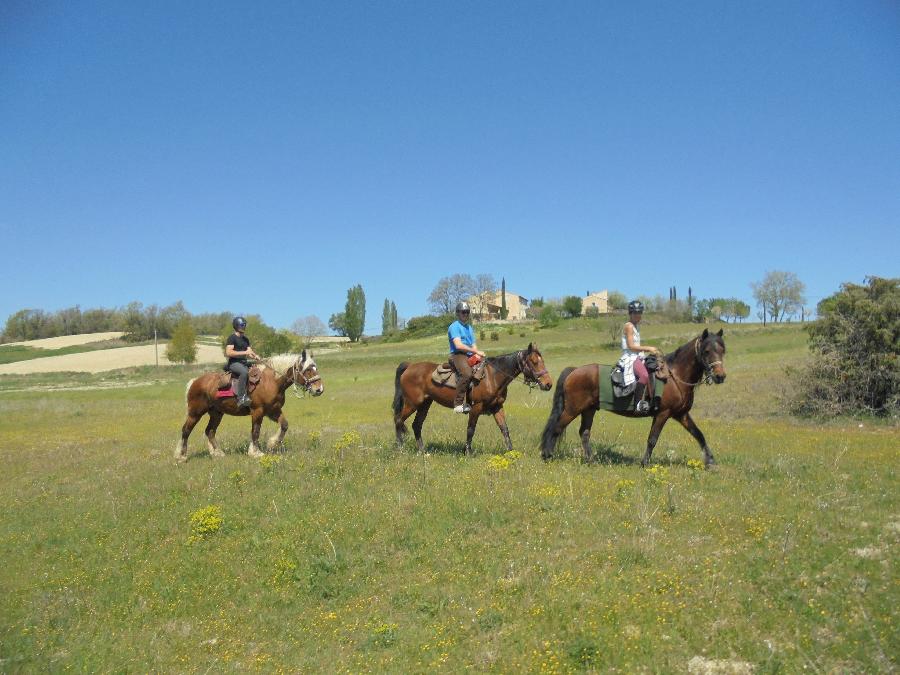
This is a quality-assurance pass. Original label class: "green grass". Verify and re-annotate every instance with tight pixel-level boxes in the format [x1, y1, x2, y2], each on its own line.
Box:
[0, 321, 896, 672]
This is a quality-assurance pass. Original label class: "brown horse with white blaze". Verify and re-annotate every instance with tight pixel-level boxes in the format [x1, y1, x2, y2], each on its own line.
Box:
[393, 344, 553, 453]
[177, 350, 323, 462]
[541, 329, 727, 467]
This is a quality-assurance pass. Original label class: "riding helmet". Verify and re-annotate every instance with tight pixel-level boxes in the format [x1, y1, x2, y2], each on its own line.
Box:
[233, 316, 248, 330]
[455, 301, 470, 315]
[627, 300, 644, 314]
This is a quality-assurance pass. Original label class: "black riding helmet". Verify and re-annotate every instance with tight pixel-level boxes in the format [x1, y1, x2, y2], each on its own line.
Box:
[233, 316, 248, 331]
[627, 300, 644, 314]
[455, 301, 470, 316]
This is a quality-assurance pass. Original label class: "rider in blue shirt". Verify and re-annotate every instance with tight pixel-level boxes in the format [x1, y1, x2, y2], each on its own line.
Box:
[448, 301, 485, 413]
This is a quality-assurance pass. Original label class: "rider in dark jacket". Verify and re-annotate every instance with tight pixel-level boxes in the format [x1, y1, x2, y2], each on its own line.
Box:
[225, 316, 260, 408]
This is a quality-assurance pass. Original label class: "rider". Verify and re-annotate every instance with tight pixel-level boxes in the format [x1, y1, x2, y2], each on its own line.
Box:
[620, 300, 663, 413]
[225, 316, 260, 408]
[448, 301, 486, 414]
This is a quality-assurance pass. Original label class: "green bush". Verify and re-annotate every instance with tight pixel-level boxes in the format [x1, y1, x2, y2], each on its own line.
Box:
[166, 319, 197, 364]
[790, 277, 899, 417]
[490, 332, 499, 341]
[539, 305, 560, 328]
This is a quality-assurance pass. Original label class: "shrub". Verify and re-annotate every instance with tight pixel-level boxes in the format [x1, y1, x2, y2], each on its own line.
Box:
[490, 332, 499, 341]
[539, 305, 560, 328]
[789, 277, 899, 417]
[166, 318, 197, 364]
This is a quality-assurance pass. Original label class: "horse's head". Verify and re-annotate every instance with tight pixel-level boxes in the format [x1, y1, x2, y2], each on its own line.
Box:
[295, 349, 324, 396]
[698, 329, 726, 384]
[520, 343, 553, 391]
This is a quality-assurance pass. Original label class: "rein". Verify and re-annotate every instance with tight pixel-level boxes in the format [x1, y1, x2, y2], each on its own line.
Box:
[260, 355, 321, 399]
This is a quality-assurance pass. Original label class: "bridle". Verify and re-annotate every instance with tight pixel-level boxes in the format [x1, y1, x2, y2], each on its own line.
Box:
[669, 338, 722, 388]
[291, 356, 322, 398]
[517, 350, 549, 389]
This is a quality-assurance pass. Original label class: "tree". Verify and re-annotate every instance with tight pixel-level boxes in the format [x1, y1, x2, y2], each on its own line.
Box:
[382, 299, 392, 335]
[790, 277, 899, 416]
[607, 291, 628, 311]
[562, 295, 583, 318]
[329, 313, 347, 337]
[500, 277, 508, 320]
[166, 318, 197, 363]
[539, 304, 560, 327]
[343, 284, 366, 342]
[470, 274, 497, 318]
[390, 301, 398, 331]
[291, 315, 327, 347]
[428, 274, 475, 315]
[752, 271, 806, 323]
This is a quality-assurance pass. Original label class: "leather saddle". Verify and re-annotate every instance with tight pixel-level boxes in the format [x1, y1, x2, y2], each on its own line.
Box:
[217, 365, 262, 395]
[431, 360, 487, 389]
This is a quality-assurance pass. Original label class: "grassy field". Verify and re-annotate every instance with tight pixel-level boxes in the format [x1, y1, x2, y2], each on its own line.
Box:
[0, 320, 896, 672]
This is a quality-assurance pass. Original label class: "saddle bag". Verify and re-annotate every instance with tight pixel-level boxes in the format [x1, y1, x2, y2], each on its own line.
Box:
[610, 364, 636, 398]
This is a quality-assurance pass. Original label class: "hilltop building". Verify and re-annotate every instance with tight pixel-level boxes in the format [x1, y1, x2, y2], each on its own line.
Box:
[582, 290, 610, 315]
[468, 289, 529, 321]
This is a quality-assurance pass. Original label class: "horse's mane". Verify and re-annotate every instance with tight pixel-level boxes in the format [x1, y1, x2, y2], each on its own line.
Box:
[260, 353, 303, 374]
[665, 333, 724, 366]
[486, 351, 522, 372]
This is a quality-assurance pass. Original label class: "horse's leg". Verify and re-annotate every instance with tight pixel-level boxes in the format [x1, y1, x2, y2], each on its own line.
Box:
[542, 409, 577, 461]
[640, 411, 671, 467]
[248, 410, 265, 458]
[177, 412, 203, 463]
[267, 411, 288, 450]
[492, 409, 513, 452]
[465, 411, 481, 455]
[395, 400, 418, 447]
[676, 413, 716, 468]
[411, 400, 433, 453]
[204, 409, 225, 458]
[578, 408, 597, 463]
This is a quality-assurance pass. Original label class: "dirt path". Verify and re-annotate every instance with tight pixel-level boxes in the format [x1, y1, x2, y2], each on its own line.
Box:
[5, 332, 126, 349]
[0, 344, 224, 374]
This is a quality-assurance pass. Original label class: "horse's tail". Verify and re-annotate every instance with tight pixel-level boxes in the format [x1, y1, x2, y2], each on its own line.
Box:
[392, 363, 409, 418]
[541, 367, 574, 458]
[185, 378, 196, 403]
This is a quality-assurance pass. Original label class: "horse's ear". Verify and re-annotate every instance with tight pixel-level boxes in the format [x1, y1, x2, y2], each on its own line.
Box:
[527, 342, 533, 352]
[301, 348, 307, 361]
[716, 328, 724, 337]
[701, 328, 709, 340]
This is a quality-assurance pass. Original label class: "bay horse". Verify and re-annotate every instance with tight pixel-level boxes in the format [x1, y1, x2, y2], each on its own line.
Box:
[176, 350, 324, 462]
[541, 329, 726, 467]
[393, 343, 553, 454]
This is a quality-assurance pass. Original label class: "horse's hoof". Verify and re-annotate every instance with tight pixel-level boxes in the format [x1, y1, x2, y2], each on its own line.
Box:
[248, 448, 264, 458]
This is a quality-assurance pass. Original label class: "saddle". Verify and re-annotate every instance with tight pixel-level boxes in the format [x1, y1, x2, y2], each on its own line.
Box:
[216, 365, 262, 398]
[431, 360, 487, 389]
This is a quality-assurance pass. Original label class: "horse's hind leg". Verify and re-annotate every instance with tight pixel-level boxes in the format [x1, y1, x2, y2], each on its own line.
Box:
[204, 410, 225, 458]
[675, 413, 716, 468]
[267, 412, 288, 450]
[177, 412, 203, 463]
[395, 400, 416, 447]
[579, 409, 597, 463]
[411, 400, 433, 452]
[492, 409, 513, 452]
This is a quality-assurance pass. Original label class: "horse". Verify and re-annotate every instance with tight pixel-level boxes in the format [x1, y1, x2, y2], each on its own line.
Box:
[176, 350, 324, 462]
[541, 329, 727, 467]
[393, 343, 553, 454]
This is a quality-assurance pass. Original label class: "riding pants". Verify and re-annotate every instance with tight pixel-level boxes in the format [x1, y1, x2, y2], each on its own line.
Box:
[228, 361, 250, 398]
[633, 357, 649, 386]
[450, 353, 473, 407]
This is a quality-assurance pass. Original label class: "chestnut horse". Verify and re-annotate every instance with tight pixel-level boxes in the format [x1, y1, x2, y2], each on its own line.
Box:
[177, 350, 324, 462]
[393, 343, 553, 454]
[541, 329, 726, 467]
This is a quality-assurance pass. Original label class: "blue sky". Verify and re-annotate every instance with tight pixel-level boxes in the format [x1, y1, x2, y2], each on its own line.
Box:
[2, 1, 898, 334]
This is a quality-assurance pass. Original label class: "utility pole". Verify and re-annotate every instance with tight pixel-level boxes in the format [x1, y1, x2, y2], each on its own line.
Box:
[154, 327, 159, 367]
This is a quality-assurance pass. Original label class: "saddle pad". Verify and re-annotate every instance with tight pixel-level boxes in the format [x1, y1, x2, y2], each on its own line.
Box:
[598, 364, 665, 413]
[431, 361, 486, 388]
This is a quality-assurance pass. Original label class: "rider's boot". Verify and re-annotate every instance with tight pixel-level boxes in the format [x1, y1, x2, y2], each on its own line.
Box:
[238, 395, 252, 408]
[633, 382, 649, 413]
[648, 371, 658, 412]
